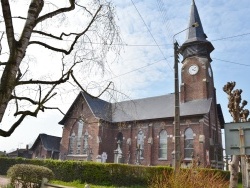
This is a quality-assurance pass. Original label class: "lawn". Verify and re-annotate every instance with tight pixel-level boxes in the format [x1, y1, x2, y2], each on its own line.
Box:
[51, 180, 145, 188]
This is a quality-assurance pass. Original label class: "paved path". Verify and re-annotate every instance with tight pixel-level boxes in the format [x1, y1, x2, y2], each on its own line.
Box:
[0, 176, 10, 187]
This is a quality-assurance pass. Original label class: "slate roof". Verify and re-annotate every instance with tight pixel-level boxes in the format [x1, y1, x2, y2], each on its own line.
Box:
[59, 91, 215, 124]
[82, 91, 112, 121]
[112, 94, 212, 122]
[184, 0, 207, 44]
[30, 134, 61, 152]
[58, 92, 112, 125]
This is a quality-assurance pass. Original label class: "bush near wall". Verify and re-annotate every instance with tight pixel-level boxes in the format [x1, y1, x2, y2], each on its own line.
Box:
[0, 157, 233, 186]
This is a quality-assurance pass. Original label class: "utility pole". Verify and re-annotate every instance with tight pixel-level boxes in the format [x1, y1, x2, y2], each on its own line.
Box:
[174, 41, 180, 171]
[172, 22, 199, 172]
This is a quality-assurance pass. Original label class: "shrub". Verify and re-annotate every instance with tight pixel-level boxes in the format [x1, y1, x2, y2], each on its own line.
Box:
[148, 166, 229, 188]
[7, 164, 54, 188]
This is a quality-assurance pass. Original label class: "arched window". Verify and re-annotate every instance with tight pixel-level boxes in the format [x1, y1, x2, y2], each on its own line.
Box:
[76, 120, 84, 154]
[137, 130, 144, 158]
[68, 119, 84, 155]
[69, 132, 75, 154]
[83, 131, 89, 154]
[159, 130, 167, 159]
[184, 128, 194, 159]
[117, 132, 123, 148]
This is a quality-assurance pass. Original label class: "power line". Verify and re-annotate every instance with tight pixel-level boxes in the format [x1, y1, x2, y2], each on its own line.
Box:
[213, 58, 250, 67]
[101, 58, 167, 83]
[130, 0, 173, 71]
[99, 55, 249, 84]
[211, 32, 250, 42]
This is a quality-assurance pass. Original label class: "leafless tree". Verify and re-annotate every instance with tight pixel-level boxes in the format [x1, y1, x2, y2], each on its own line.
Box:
[223, 81, 249, 188]
[0, 0, 121, 137]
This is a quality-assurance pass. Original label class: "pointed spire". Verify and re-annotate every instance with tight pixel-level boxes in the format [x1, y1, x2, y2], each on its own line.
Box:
[180, 0, 214, 61]
[186, 0, 206, 42]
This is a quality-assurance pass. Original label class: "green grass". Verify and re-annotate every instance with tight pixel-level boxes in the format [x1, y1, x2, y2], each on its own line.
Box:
[238, 183, 242, 188]
[51, 180, 145, 188]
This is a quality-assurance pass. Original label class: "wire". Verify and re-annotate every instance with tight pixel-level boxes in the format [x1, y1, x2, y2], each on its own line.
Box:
[211, 32, 250, 42]
[213, 58, 250, 67]
[101, 58, 167, 83]
[130, 0, 173, 71]
[156, 0, 174, 43]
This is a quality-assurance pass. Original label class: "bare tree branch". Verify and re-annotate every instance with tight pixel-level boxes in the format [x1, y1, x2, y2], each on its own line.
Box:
[35, 0, 75, 25]
[29, 5, 102, 55]
[0, 62, 7, 66]
[32, 30, 63, 40]
[0, 114, 26, 137]
[0, 0, 121, 137]
[70, 71, 112, 98]
[17, 70, 72, 85]
[75, 2, 92, 16]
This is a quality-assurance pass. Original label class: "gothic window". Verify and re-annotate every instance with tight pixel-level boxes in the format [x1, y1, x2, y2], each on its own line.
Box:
[83, 131, 89, 154]
[184, 128, 194, 159]
[159, 130, 167, 159]
[69, 132, 76, 154]
[68, 119, 84, 155]
[117, 132, 123, 148]
[137, 130, 144, 158]
[76, 120, 84, 154]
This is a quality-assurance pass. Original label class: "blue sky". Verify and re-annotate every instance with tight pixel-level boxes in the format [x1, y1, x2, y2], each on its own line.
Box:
[1, 0, 250, 152]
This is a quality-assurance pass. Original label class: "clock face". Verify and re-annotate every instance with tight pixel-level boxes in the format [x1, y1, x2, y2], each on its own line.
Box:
[188, 65, 199, 75]
[208, 67, 212, 77]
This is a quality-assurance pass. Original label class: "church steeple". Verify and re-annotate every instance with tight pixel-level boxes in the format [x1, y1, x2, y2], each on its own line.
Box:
[180, 0, 214, 61]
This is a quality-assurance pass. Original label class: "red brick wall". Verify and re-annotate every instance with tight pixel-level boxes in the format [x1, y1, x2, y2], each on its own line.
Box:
[60, 93, 223, 168]
[181, 56, 214, 103]
[98, 115, 222, 167]
[60, 96, 100, 160]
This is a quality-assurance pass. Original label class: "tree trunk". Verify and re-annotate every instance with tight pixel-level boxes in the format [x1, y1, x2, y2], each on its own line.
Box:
[230, 155, 240, 188]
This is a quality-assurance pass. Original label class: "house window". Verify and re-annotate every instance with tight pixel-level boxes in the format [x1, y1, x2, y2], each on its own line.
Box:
[184, 128, 194, 159]
[137, 130, 144, 159]
[159, 130, 167, 159]
[69, 132, 76, 154]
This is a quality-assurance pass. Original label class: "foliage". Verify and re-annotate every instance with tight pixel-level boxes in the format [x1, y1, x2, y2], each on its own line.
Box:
[148, 166, 229, 188]
[7, 164, 54, 188]
[0, 157, 232, 187]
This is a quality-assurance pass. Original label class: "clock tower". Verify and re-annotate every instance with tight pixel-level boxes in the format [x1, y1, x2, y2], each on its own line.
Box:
[180, 0, 215, 103]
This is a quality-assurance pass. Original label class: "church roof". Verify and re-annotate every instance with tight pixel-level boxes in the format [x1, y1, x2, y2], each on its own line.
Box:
[82, 91, 112, 121]
[111, 94, 212, 122]
[60, 91, 213, 124]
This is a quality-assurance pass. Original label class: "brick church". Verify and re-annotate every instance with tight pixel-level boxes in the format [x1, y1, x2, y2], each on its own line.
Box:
[59, 0, 224, 169]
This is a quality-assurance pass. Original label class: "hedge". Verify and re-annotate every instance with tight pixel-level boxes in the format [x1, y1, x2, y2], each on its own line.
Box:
[7, 164, 54, 188]
[0, 157, 233, 186]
